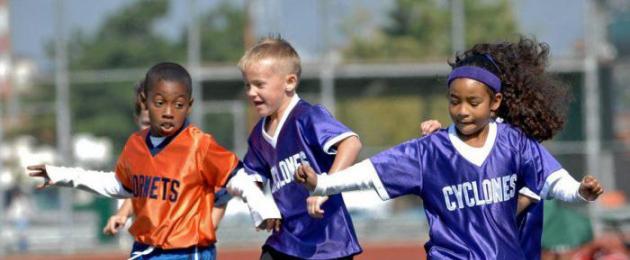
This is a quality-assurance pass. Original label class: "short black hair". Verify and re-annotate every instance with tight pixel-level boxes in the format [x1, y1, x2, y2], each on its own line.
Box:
[144, 62, 192, 98]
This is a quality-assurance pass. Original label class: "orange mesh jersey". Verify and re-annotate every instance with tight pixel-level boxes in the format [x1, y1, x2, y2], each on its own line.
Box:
[115, 125, 239, 249]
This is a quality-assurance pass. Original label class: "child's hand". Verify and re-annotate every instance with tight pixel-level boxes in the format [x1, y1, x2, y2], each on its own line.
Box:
[26, 164, 52, 189]
[256, 218, 281, 232]
[103, 215, 128, 235]
[579, 176, 604, 201]
[420, 119, 442, 136]
[295, 164, 318, 191]
[307, 196, 328, 218]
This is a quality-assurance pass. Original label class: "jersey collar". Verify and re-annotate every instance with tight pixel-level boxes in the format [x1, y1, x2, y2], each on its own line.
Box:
[262, 94, 300, 148]
[447, 121, 497, 167]
[145, 119, 190, 156]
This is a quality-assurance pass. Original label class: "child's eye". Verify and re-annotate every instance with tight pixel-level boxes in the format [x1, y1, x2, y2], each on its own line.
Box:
[449, 99, 460, 105]
[175, 103, 184, 109]
[155, 100, 164, 106]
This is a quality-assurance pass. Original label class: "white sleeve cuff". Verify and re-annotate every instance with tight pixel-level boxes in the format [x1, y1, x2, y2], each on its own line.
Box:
[46, 165, 132, 199]
[226, 169, 281, 227]
[322, 132, 358, 155]
[518, 187, 541, 201]
[312, 159, 390, 201]
[541, 169, 587, 203]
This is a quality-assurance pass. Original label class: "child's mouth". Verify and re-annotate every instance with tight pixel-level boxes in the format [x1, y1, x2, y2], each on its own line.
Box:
[160, 123, 175, 132]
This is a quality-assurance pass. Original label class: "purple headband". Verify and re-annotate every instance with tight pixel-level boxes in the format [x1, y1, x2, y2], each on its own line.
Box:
[447, 66, 501, 92]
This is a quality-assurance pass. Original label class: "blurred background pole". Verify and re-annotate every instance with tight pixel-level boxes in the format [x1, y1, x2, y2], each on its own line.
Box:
[451, 0, 465, 53]
[244, 0, 255, 49]
[319, 0, 335, 115]
[187, 0, 203, 128]
[584, 0, 604, 233]
[0, 0, 8, 254]
[55, 0, 74, 253]
[0, 100, 5, 256]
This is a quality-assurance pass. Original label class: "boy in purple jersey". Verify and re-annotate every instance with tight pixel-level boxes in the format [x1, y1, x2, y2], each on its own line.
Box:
[296, 37, 603, 259]
[236, 36, 363, 259]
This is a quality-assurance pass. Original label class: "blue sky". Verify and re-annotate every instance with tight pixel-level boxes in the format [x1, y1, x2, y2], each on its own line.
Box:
[9, 0, 584, 72]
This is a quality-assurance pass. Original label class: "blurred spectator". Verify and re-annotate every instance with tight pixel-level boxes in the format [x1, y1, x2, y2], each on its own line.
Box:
[6, 186, 33, 252]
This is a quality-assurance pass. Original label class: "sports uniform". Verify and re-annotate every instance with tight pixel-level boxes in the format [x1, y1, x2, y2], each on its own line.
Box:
[312, 121, 575, 259]
[243, 95, 362, 259]
[44, 122, 279, 259]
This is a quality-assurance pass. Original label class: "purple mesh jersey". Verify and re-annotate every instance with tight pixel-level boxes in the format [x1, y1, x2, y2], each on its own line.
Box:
[368, 122, 561, 259]
[517, 200, 544, 260]
[243, 96, 362, 259]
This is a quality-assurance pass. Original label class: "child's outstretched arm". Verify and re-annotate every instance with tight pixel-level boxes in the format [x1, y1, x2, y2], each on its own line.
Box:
[540, 170, 604, 202]
[26, 164, 132, 199]
[295, 160, 386, 199]
[517, 172, 605, 214]
[226, 168, 281, 231]
[307, 136, 362, 218]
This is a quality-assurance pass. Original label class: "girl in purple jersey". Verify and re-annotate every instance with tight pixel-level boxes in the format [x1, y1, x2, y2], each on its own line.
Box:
[295, 37, 604, 259]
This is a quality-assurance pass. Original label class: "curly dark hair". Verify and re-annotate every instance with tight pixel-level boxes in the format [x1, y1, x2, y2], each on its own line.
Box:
[449, 37, 571, 142]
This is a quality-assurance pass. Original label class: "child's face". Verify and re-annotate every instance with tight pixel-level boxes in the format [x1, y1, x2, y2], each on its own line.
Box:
[242, 58, 297, 118]
[448, 78, 502, 136]
[144, 80, 192, 137]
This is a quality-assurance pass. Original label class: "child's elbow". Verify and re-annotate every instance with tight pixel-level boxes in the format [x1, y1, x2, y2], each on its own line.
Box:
[347, 135, 362, 151]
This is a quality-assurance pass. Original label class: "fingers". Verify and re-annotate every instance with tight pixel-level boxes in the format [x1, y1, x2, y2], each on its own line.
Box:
[307, 196, 327, 219]
[103, 223, 116, 235]
[26, 164, 45, 171]
[103, 219, 117, 235]
[256, 219, 269, 232]
[295, 166, 306, 184]
[257, 219, 281, 232]
[420, 122, 431, 135]
[26, 165, 53, 189]
[103, 216, 127, 235]
[35, 183, 46, 190]
[581, 176, 605, 201]
[274, 219, 281, 232]
[420, 120, 441, 136]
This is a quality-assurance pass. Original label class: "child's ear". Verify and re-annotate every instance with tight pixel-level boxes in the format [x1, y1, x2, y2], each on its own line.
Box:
[139, 92, 148, 110]
[187, 98, 194, 116]
[491, 92, 503, 112]
[285, 74, 298, 92]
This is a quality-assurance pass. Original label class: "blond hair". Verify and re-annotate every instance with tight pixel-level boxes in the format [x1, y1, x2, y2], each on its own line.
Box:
[237, 36, 301, 79]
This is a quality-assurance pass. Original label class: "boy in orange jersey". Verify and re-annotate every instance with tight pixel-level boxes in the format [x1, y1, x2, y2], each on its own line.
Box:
[102, 81, 231, 237]
[27, 62, 280, 260]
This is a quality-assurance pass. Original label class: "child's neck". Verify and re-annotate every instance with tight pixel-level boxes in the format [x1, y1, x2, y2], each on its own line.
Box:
[457, 125, 490, 148]
[264, 96, 293, 136]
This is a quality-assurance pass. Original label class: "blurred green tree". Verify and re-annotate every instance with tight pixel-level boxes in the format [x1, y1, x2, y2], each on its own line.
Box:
[21, 0, 245, 151]
[343, 0, 517, 61]
[337, 0, 517, 150]
[68, 0, 179, 154]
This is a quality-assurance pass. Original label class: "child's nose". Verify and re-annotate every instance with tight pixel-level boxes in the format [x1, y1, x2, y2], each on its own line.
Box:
[163, 105, 174, 118]
[456, 106, 470, 118]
